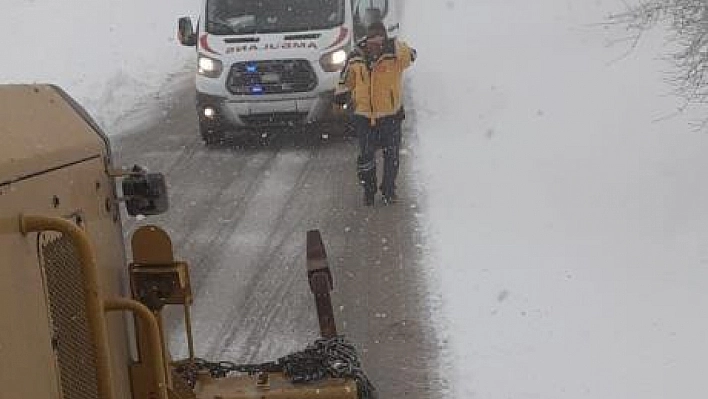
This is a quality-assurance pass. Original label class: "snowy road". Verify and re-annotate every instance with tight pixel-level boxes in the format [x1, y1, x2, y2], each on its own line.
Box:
[113, 79, 444, 398]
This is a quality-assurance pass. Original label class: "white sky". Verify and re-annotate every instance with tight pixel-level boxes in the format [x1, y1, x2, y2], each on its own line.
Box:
[4, 0, 708, 397]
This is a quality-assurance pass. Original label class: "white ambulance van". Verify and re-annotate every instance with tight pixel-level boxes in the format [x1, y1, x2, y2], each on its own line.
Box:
[178, 0, 399, 143]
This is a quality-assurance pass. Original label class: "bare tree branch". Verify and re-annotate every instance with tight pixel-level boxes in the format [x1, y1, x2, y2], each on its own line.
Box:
[611, 0, 708, 109]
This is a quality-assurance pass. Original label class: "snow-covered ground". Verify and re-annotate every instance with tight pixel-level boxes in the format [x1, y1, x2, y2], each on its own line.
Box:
[4, 0, 708, 397]
[405, 1, 708, 398]
[1, 0, 198, 131]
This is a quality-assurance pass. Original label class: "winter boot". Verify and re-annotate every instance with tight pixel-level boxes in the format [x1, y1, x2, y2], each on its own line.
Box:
[381, 192, 398, 205]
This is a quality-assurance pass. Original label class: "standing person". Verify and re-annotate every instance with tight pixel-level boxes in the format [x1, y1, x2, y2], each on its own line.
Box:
[336, 22, 416, 206]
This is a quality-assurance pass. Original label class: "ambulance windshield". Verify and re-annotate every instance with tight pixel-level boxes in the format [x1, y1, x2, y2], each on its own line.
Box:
[207, 0, 346, 35]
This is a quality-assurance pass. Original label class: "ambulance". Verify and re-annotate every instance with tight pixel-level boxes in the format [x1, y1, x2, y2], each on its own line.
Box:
[178, 0, 399, 143]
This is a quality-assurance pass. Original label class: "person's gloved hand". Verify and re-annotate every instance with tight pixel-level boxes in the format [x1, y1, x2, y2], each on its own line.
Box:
[334, 90, 350, 106]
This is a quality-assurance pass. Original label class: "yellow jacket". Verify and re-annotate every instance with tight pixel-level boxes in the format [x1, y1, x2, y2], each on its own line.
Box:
[337, 38, 416, 125]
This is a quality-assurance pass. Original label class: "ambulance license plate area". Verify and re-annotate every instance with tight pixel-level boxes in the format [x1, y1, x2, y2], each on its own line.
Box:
[261, 73, 281, 83]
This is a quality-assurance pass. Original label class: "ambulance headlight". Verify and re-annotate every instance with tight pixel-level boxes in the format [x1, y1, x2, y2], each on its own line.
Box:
[203, 106, 216, 118]
[198, 55, 223, 78]
[320, 49, 347, 72]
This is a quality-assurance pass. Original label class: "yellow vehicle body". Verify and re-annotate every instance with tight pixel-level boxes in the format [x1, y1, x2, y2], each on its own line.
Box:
[0, 84, 359, 399]
[0, 84, 132, 399]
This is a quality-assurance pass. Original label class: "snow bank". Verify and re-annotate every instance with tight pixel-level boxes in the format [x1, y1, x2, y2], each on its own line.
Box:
[405, 0, 708, 398]
[1, 0, 198, 133]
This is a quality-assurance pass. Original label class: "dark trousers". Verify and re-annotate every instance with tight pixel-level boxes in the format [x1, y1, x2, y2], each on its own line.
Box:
[354, 115, 402, 197]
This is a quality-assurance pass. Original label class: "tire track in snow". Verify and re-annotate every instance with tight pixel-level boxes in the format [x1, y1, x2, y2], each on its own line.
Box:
[213, 145, 326, 360]
[198, 147, 320, 359]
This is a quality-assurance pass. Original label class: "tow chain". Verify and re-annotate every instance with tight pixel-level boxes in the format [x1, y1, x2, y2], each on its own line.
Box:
[175, 336, 377, 399]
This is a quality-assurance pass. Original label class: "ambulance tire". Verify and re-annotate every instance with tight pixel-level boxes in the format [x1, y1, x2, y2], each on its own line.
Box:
[199, 123, 224, 146]
[317, 119, 354, 139]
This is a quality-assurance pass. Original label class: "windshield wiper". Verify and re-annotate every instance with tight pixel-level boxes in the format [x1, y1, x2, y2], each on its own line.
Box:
[207, 20, 237, 35]
[236, 27, 259, 34]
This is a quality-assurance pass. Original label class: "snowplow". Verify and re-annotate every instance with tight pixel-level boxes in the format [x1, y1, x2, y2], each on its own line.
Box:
[0, 84, 372, 399]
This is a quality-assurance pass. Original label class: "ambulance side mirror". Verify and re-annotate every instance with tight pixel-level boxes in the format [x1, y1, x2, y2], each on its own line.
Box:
[178, 17, 197, 47]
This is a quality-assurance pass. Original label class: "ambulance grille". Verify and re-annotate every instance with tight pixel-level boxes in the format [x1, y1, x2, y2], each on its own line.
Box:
[227, 59, 317, 95]
[40, 233, 100, 399]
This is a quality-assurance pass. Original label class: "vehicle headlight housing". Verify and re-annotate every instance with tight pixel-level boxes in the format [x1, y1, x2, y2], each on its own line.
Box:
[320, 49, 347, 72]
[198, 55, 223, 78]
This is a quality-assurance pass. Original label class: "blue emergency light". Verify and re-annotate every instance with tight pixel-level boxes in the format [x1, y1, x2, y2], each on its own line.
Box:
[246, 64, 258, 73]
[251, 85, 264, 94]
